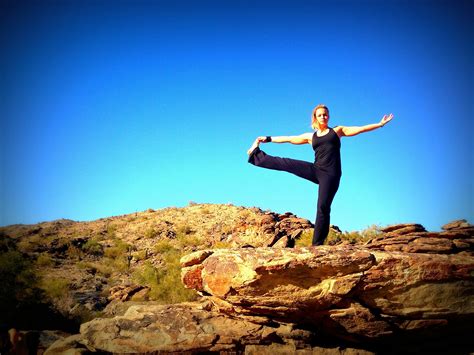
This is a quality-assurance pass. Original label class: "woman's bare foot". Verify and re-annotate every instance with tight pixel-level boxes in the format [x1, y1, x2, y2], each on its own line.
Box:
[247, 139, 260, 155]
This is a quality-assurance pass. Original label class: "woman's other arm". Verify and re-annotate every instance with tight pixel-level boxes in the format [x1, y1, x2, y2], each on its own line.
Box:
[335, 114, 394, 137]
[268, 132, 313, 145]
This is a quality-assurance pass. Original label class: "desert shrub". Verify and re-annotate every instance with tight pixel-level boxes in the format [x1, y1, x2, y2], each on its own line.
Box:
[175, 223, 193, 237]
[133, 259, 197, 304]
[0, 250, 41, 324]
[296, 228, 343, 247]
[134, 236, 198, 304]
[106, 223, 117, 238]
[104, 239, 130, 259]
[144, 228, 159, 239]
[200, 205, 211, 214]
[40, 277, 69, 300]
[82, 238, 103, 256]
[133, 249, 148, 261]
[360, 224, 383, 240]
[66, 245, 83, 260]
[16, 234, 42, 253]
[154, 239, 177, 254]
[76, 260, 113, 276]
[295, 229, 314, 247]
[221, 224, 234, 235]
[325, 225, 382, 245]
[176, 233, 203, 249]
[0, 251, 37, 303]
[112, 257, 129, 273]
[213, 241, 233, 249]
[36, 252, 54, 267]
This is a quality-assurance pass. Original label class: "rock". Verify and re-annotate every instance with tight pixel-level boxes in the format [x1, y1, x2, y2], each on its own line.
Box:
[180, 249, 213, 267]
[260, 214, 276, 226]
[75, 302, 313, 353]
[245, 343, 375, 354]
[380, 223, 426, 236]
[44, 334, 90, 355]
[130, 287, 150, 301]
[108, 284, 147, 302]
[181, 242, 474, 344]
[366, 229, 474, 254]
[442, 219, 472, 230]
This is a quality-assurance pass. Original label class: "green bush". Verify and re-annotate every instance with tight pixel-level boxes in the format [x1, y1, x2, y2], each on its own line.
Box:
[175, 223, 193, 237]
[0, 250, 41, 324]
[0, 251, 37, 303]
[144, 228, 159, 239]
[76, 261, 113, 277]
[104, 239, 130, 258]
[133, 249, 148, 261]
[295, 229, 313, 247]
[36, 253, 54, 267]
[213, 241, 232, 249]
[154, 239, 177, 254]
[82, 238, 103, 256]
[134, 236, 198, 304]
[107, 223, 117, 238]
[176, 233, 203, 249]
[40, 277, 69, 300]
[133, 260, 197, 304]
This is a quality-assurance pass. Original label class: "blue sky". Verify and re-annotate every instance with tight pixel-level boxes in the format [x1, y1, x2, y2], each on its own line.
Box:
[1, 0, 472, 232]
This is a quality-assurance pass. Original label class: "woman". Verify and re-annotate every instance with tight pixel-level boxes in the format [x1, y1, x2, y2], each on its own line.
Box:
[247, 104, 394, 245]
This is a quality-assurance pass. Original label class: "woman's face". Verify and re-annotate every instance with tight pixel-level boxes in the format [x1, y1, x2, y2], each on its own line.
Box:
[315, 108, 329, 125]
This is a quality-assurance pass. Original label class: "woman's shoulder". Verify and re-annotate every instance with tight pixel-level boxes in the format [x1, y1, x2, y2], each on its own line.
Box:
[332, 126, 344, 138]
[299, 132, 315, 144]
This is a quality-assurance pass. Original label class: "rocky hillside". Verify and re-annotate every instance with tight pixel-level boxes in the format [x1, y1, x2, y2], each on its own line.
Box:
[0, 204, 312, 334]
[1, 205, 472, 354]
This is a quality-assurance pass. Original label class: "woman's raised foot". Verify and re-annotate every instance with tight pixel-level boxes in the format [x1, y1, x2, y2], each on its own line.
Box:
[247, 139, 260, 155]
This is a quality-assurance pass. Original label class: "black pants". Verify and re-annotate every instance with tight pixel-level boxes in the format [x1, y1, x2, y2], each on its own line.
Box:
[248, 147, 340, 245]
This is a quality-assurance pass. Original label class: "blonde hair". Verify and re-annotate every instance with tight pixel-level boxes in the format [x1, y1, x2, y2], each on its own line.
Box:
[311, 104, 330, 131]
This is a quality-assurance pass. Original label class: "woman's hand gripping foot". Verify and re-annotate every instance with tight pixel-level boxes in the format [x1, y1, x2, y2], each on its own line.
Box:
[247, 136, 267, 155]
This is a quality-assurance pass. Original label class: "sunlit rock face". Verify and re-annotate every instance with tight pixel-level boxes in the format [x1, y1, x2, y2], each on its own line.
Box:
[44, 220, 473, 354]
[181, 222, 474, 344]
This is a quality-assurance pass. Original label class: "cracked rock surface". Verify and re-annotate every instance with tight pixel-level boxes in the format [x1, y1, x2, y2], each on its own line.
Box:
[45, 222, 473, 353]
[181, 224, 474, 344]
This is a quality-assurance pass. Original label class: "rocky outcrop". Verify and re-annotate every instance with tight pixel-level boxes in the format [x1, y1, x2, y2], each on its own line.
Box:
[366, 221, 474, 254]
[46, 301, 374, 354]
[181, 222, 474, 347]
[40, 220, 474, 353]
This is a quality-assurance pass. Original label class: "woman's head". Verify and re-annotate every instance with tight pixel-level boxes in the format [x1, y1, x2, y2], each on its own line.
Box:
[311, 104, 330, 131]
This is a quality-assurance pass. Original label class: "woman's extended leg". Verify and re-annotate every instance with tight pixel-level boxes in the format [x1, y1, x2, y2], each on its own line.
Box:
[248, 147, 318, 184]
[312, 174, 340, 245]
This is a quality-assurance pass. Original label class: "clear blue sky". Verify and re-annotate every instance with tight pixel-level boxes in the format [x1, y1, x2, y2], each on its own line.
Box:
[1, 0, 472, 232]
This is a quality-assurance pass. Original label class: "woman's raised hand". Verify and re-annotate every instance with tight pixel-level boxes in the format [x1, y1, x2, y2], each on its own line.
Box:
[380, 113, 394, 127]
[247, 136, 268, 155]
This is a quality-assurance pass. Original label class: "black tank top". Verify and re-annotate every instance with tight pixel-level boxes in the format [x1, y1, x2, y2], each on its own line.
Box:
[312, 127, 342, 176]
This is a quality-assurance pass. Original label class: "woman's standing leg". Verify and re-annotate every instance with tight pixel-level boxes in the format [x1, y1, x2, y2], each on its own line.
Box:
[248, 147, 318, 184]
[312, 174, 341, 245]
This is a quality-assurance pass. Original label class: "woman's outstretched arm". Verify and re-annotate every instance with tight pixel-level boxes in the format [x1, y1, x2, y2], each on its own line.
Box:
[247, 133, 312, 155]
[270, 132, 313, 145]
[335, 113, 394, 137]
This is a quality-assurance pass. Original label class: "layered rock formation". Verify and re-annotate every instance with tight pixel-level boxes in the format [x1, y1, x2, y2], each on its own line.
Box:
[44, 220, 474, 354]
[180, 221, 474, 349]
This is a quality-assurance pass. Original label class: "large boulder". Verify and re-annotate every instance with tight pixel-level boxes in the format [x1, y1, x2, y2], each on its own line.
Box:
[181, 225, 474, 345]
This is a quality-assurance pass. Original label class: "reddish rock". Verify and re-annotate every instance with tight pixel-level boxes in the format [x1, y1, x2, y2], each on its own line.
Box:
[181, 236, 474, 343]
[380, 223, 426, 234]
[442, 219, 472, 230]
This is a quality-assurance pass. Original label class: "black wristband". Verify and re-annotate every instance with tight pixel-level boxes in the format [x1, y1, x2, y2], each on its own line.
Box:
[265, 136, 272, 143]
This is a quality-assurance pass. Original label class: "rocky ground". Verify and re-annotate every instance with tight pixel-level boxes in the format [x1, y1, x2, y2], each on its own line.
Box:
[1, 205, 472, 354]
